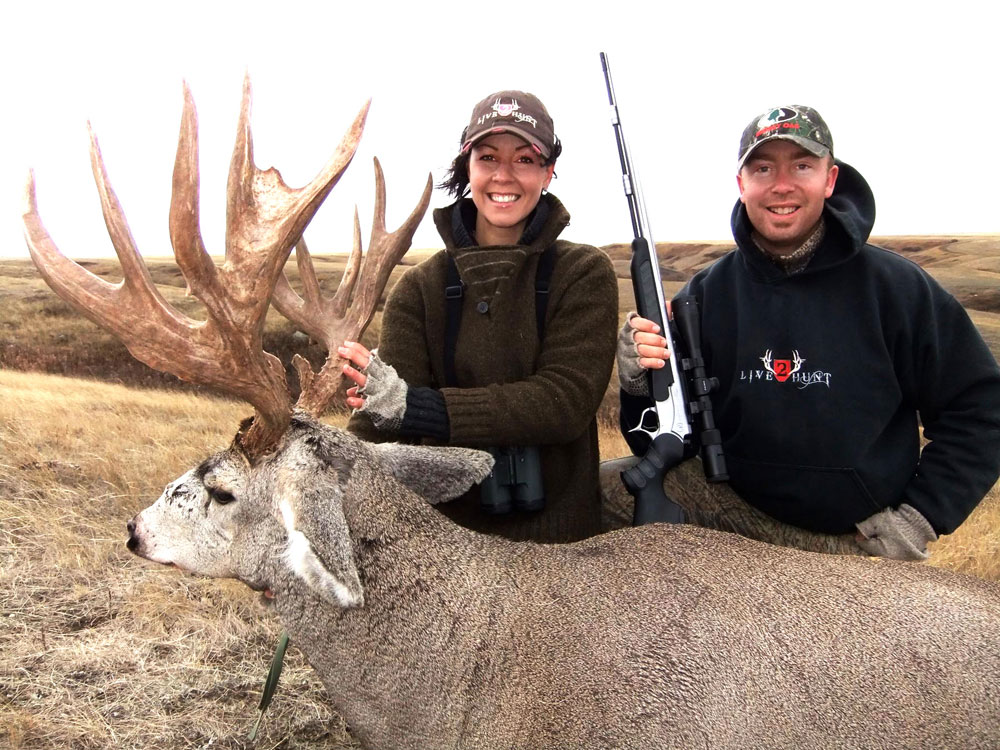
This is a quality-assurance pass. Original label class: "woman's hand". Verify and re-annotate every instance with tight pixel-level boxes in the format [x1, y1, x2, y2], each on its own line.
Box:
[338, 340, 372, 409]
[338, 344, 411, 433]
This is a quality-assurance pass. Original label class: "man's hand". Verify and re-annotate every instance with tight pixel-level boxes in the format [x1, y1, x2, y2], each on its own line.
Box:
[855, 504, 938, 561]
[617, 311, 671, 396]
[629, 312, 671, 369]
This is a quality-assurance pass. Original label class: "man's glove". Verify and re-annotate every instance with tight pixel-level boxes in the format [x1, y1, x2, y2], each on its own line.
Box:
[357, 350, 408, 433]
[617, 312, 650, 397]
[856, 504, 938, 561]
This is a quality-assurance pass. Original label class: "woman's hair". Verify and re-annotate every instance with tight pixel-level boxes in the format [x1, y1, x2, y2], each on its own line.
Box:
[438, 128, 562, 198]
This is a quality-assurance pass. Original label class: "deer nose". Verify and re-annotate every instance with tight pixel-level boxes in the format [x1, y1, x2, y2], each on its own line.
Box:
[126, 517, 139, 552]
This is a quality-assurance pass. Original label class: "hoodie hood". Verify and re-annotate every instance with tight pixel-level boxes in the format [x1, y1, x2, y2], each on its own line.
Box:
[731, 160, 876, 279]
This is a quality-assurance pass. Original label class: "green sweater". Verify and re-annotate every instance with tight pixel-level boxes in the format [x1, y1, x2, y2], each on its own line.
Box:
[349, 195, 618, 542]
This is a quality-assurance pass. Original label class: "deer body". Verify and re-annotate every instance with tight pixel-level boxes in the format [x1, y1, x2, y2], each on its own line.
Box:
[131, 417, 1000, 750]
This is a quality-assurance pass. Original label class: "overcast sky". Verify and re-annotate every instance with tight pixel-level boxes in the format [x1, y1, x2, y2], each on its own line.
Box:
[4, 1, 996, 263]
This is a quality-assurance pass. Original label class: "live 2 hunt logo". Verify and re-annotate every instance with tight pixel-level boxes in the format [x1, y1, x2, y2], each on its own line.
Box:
[740, 349, 832, 389]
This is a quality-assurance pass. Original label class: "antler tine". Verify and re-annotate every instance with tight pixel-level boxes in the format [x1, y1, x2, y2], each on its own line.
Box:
[272, 238, 321, 343]
[338, 209, 364, 317]
[169, 81, 218, 302]
[296, 237, 328, 320]
[222, 74, 370, 326]
[293, 159, 433, 416]
[23, 166, 151, 338]
[24, 124, 185, 342]
[355, 157, 434, 332]
[271, 220, 362, 351]
[24, 129, 208, 366]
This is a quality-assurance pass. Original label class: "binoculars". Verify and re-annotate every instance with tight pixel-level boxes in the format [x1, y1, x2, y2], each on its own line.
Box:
[480, 445, 545, 514]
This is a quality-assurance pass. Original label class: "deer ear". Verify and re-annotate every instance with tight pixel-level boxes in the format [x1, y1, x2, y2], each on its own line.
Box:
[276, 468, 363, 608]
[371, 443, 494, 504]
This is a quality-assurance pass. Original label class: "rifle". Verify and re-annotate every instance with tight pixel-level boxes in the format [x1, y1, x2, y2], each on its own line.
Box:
[600, 52, 728, 526]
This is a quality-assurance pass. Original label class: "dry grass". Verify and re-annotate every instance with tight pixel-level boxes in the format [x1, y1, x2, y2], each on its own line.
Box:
[926, 484, 1000, 580]
[1, 370, 356, 749]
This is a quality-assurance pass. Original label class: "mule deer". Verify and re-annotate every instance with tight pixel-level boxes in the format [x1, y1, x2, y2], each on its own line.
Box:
[23, 80, 1000, 750]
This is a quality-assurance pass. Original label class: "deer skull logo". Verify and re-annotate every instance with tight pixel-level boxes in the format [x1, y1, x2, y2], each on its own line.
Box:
[492, 98, 520, 117]
[760, 349, 805, 383]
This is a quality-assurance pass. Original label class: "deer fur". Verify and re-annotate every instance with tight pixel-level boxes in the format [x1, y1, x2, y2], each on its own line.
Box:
[128, 414, 1000, 750]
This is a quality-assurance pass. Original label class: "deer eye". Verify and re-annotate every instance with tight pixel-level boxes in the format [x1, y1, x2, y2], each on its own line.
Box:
[210, 489, 236, 505]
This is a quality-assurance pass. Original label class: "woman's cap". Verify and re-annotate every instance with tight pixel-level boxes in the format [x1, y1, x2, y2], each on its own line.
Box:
[461, 90, 556, 160]
[737, 105, 834, 171]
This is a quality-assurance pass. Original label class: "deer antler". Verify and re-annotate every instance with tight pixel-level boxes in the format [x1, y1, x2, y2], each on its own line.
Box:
[23, 75, 371, 457]
[273, 157, 432, 416]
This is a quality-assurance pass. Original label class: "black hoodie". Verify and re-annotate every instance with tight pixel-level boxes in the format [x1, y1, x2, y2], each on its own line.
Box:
[627, 161, 1000, 535]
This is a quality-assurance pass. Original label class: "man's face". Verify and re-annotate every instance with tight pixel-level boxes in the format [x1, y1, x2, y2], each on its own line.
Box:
[737, 140, 839, 256]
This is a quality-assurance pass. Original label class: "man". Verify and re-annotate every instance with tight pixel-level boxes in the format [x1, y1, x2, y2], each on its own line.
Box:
[611, 105, 1000, 560]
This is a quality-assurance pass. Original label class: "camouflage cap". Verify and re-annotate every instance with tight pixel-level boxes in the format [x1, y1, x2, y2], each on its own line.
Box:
[460, 90, 557, 160]
[737, 105, 834, 171]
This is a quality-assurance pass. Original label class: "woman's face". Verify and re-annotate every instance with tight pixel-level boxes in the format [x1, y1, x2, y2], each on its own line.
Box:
[467, 133, 554, 246]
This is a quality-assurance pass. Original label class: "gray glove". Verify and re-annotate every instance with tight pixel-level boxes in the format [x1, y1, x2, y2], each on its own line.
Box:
[357, 350, 408, 433]
[856, 504, 938, 561]
[617, 312, 650, 397]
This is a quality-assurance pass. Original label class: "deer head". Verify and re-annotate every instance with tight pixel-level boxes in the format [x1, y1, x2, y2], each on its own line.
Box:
[22, 77, 443, 605]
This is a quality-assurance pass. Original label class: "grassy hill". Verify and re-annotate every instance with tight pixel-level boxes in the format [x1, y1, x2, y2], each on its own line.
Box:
[4, 235, 999, 392]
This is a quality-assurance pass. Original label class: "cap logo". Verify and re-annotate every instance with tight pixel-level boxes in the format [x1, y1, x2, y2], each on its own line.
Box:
[758, 108, 798, 128]
[755, 108, 802, 138]
[493, 98, 519, 117]
[476, 98, 539, 128]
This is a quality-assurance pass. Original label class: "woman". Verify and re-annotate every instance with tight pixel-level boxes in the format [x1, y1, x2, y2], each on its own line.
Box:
[341, 90, 618, 542]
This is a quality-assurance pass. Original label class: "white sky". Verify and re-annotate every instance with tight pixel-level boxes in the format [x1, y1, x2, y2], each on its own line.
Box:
[3, 1, 997, 262]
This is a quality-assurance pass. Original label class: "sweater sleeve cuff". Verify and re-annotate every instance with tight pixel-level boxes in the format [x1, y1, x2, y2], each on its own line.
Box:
[440, 388, 495, 445]
[400, 387, 450, 441]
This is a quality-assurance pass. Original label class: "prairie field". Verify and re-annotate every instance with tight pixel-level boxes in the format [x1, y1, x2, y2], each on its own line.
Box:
[2, 235, 999, 748]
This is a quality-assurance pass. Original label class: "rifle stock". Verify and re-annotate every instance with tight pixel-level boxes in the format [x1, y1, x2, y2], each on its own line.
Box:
[622, 432, 686, 524]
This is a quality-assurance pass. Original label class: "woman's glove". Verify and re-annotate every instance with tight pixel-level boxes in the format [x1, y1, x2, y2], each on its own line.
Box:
[357, 350, 408, 433]
[856, 504, 938, 561]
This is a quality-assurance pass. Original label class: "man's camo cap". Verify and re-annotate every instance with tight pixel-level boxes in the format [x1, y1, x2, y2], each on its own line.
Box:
[737, 105, 834, 171]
